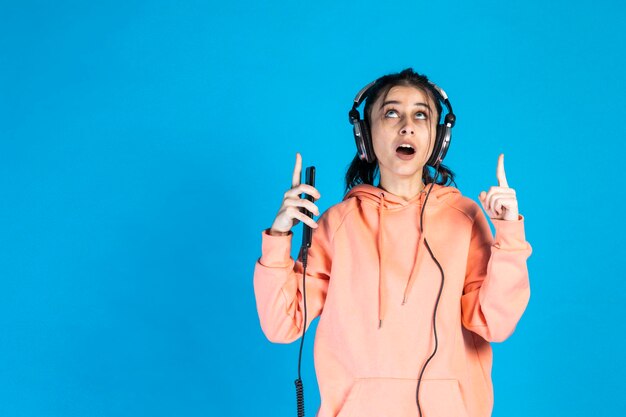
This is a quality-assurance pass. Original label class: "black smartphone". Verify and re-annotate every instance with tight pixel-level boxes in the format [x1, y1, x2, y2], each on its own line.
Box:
[301, 166, 316, 248]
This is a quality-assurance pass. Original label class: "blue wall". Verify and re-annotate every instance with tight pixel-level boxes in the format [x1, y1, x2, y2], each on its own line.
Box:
[1, 1, 624, 416]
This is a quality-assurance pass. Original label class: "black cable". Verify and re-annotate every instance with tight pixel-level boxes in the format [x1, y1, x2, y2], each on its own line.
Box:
[415, 165, 445, 417]
[293, 166, 443, 417]
[294, 246, 309, 417]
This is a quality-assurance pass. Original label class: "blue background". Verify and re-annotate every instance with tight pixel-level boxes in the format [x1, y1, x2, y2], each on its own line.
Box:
[1, 1, 624, 416]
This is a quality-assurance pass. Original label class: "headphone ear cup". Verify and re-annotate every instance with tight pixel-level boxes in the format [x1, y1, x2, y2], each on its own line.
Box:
[351, 109, 376, 163]
[360, 119, 376, 163]
[427, 124, 451, 167]
[352, 119, 367, 162]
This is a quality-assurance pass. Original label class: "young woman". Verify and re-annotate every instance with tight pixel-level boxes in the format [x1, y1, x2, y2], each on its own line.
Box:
[253, 68, 532, 417]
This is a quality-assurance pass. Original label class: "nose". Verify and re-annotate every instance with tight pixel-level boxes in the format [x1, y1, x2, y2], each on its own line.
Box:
[399, 123, 415, 136]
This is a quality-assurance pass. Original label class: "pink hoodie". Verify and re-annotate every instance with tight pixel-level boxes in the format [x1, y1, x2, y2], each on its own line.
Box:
[254, 183, 532, 417]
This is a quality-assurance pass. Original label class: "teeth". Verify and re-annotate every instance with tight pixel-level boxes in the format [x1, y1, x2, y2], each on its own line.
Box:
[398, 144, 414, 149]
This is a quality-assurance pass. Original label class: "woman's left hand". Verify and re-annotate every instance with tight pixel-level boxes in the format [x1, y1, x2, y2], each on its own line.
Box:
[478, 154, 520, 221]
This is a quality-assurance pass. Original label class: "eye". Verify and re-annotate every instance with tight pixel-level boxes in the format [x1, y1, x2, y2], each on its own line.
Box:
[384, 109, 399, 118]
[415, 111, 427, 120]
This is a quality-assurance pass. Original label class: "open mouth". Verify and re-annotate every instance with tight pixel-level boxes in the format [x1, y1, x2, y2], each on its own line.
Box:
[396, 144, 415, 155]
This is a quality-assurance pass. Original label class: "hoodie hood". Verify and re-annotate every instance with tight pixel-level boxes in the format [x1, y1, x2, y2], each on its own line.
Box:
[343, 183, 461, 328]
[344, 182, 460, 209]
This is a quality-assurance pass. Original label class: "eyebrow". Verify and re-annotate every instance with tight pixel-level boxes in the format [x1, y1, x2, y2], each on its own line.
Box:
[380, 100, 432, 110]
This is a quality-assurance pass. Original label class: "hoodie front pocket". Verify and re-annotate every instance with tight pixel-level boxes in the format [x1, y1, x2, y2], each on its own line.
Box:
[337, 377, 468, 417]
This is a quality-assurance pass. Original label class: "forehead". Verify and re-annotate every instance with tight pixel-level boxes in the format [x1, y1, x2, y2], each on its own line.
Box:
[380, 85, 431, 104]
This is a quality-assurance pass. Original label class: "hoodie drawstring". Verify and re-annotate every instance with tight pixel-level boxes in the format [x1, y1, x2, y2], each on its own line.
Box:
[377, 191, 429, 328]
[377, 192, 386, 329]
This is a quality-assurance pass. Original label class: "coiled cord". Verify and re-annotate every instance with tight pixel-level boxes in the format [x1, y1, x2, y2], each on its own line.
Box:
[294, 378, 304, 417]
[294, 246, 309, 417]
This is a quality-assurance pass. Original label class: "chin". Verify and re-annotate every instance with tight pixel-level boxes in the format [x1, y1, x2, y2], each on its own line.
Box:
[380, 159, 425, 176]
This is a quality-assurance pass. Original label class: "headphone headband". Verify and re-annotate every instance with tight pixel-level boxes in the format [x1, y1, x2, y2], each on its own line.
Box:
[352, 80, 377, 108]
[350, 79, 454, 127]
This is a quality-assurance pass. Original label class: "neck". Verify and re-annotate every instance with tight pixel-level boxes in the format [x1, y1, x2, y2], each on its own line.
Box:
[378, 176, 425, 201]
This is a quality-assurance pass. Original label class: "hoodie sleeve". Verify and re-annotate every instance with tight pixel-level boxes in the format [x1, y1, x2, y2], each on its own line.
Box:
[253, 211, 333, 344]
[461, 207, 532, 343]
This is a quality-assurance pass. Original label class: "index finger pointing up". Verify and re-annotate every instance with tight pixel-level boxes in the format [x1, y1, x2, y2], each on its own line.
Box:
[292, 152, 302, 187]
[497, 153, 509, 187]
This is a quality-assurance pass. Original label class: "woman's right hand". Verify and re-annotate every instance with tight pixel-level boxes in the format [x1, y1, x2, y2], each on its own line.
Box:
[269, 153, 321, 235]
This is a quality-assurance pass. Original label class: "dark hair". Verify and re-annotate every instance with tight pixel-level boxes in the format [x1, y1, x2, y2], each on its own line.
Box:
[344, 68, 457, 194]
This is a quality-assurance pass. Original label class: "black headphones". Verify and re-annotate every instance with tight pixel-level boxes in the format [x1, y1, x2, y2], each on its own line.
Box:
[348, 78, 456, 167]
